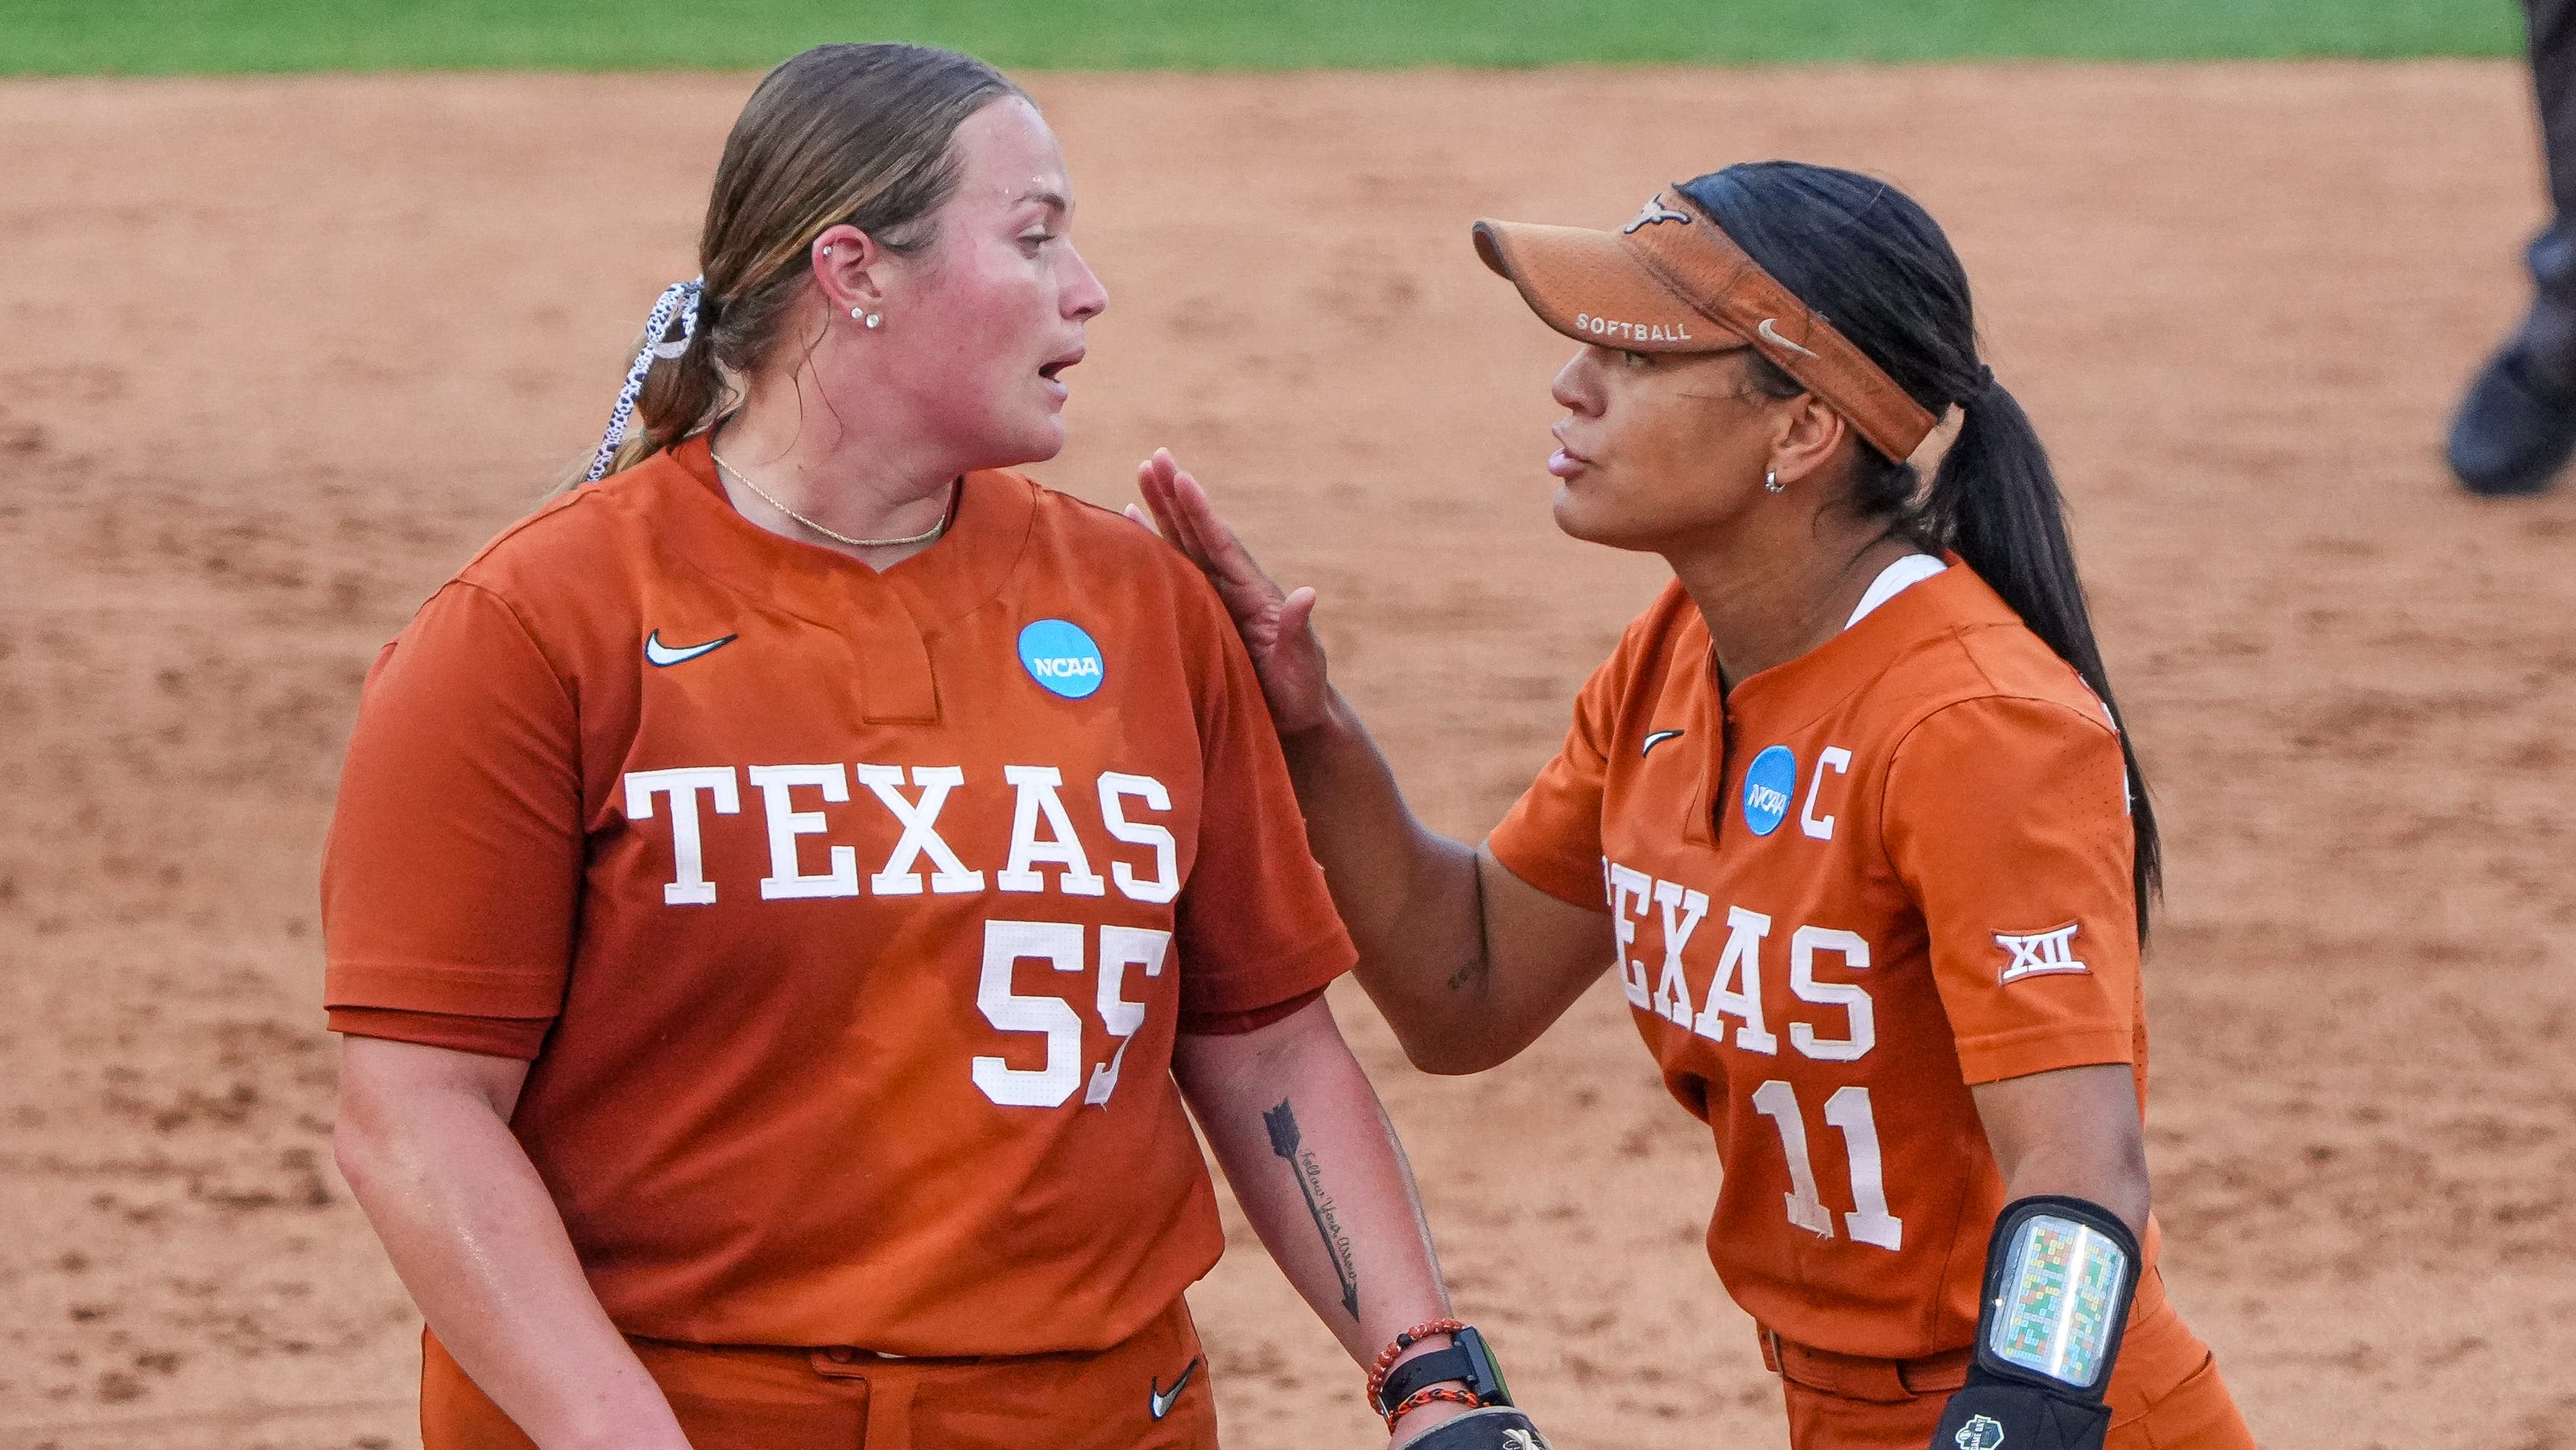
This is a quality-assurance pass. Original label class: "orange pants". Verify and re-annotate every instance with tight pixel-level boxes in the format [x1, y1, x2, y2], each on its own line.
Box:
[420, 1298, 1219, 1450]
[1765, 1269, 2256, 1450]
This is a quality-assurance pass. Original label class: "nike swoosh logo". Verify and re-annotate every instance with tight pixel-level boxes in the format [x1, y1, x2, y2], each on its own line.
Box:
[1150, 1357, 1203, 1420]
[1757, 318, 1817, 358]
[643, 630, 736, 667]
[1642, 729, 1684, 757]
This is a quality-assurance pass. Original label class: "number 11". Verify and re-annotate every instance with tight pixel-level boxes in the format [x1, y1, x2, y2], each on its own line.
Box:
[1748, 1080, 1904, 1250]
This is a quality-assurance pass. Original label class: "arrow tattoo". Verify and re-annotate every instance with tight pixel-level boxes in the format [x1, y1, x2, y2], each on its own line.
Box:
[1264, 1100, 1360, 1321]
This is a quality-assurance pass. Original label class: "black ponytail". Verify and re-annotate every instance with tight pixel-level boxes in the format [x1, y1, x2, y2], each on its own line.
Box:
[1678, 163, 2161, 940]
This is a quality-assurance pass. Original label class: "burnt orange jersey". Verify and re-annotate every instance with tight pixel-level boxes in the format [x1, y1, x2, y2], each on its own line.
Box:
[321, 436, 1352, 1354]
[1489, 563, 2153, 1360]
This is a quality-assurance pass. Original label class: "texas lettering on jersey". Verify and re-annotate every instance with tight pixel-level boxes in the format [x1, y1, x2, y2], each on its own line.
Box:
[621, 762, 1179, 909]
[322, 438, 1356, 1354]
[621, 761, 1184, 1111]
[1604, 854, 1902, 1251]
[1604, 861, 1873, 1065]
[1490, 569, 2147, 1360]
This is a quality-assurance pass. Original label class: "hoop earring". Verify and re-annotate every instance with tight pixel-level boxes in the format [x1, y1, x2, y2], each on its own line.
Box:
[1764, 470, 1784, 494]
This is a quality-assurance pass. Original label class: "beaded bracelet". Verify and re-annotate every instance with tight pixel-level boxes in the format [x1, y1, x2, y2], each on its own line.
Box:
[1386, 1384, 1483, 1432]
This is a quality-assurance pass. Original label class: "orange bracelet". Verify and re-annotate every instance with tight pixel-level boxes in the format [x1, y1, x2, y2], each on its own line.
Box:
[1367, 1317, 1468, 1406]
[1386, 1384, 1482, 1432]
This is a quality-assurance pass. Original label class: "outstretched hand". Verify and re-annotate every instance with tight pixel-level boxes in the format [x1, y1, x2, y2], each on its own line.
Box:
[1129, 449, 1333, 735]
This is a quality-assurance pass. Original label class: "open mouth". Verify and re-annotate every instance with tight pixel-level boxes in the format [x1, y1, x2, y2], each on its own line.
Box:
[1038, 348, 1084, 385]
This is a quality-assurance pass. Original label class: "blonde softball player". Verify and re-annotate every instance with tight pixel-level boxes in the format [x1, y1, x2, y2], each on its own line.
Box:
[324, 43, 1550, 1450]
[1137, 163, 2259, 1450]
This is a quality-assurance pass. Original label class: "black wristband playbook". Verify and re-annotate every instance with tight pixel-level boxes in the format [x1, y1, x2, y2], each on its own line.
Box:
[1373, 1324, 1513, 1419]
[1928, 1196, 2143, 1450]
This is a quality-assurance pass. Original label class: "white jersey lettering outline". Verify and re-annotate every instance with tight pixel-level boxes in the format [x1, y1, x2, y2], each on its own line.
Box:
[748, 763, 860, 900]
[1096, 772, 1180, 904]
[1651, 878, 1709, 1027]
[1693, 905, 1780, 1054]
[998, 764, 1108, 897]
[858, 764, 985, 895]
[1085, 924, 1171, 1105]
[621, 766, 741, 906]
[1800, 746, 1852, 841]
[1787, 925, 1875, 1061]
[1608, 861, 1655, 1010]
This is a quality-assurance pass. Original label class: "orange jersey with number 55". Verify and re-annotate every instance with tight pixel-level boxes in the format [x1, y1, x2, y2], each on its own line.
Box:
[321, 436, 1352, 1355]
[1488, 564, 2152, 1361]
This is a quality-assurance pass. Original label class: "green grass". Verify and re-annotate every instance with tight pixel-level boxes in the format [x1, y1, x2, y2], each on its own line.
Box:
[0, 0, 2522, 75]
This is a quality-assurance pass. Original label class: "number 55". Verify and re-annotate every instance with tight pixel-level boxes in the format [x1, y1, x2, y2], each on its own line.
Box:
[973, 919, 1172, 1109]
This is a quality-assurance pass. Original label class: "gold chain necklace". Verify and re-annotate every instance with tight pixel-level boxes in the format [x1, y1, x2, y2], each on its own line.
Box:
[711, 451, 952, 550]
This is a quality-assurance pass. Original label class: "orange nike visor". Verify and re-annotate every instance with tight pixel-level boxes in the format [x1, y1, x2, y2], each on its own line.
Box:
[1473, 187, 1940, 461]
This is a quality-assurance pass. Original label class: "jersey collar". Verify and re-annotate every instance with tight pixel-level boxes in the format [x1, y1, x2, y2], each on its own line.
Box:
[1715, 556, 2023, 735]
[630, 434, 1038, 628]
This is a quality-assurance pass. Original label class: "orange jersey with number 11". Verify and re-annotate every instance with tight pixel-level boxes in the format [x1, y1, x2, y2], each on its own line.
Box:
[1489, 564, 2153, 1361]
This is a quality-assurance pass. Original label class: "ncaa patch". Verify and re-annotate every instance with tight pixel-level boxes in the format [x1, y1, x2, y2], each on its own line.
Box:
[1018, 618, 1104, 700]
[1741, 745, 1796, 836]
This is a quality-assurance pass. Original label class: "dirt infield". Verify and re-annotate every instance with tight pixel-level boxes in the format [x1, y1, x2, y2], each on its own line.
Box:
[3, 60, 2572, 1450]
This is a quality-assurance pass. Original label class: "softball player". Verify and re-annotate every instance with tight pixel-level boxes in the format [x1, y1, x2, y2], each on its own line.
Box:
[323, 43, 1549, 1450]
[1137, 163, 2259, 1450]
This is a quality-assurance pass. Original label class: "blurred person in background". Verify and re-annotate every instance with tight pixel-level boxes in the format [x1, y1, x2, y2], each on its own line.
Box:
[321, 41, 1550, 1450]
[2450, 0, 2576, 494]
[1141, 164, 2258, 1450]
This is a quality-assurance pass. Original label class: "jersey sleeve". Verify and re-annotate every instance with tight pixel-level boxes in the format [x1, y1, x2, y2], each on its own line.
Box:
[1880, 695, 2140, 1084]
[328, 1006, 555, 1059]
[1484, 647, 1624, 911]
[1171, 601, 1356, 1032]
[320, 580, 584, 1055]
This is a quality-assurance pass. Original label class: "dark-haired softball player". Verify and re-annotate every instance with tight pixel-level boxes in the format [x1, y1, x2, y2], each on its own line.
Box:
[1139, 163, 2259, 1450]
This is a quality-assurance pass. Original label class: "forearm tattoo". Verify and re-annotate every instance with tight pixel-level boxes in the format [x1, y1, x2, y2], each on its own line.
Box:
[1263, 1100, 1360, 1320]
[1450, 865, 1495, 993]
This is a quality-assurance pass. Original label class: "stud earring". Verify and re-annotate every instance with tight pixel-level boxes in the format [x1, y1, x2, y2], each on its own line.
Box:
[1765, 470, 1784, 494]
[821, 245, 832, 256]
[864, 313, 882, 329]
